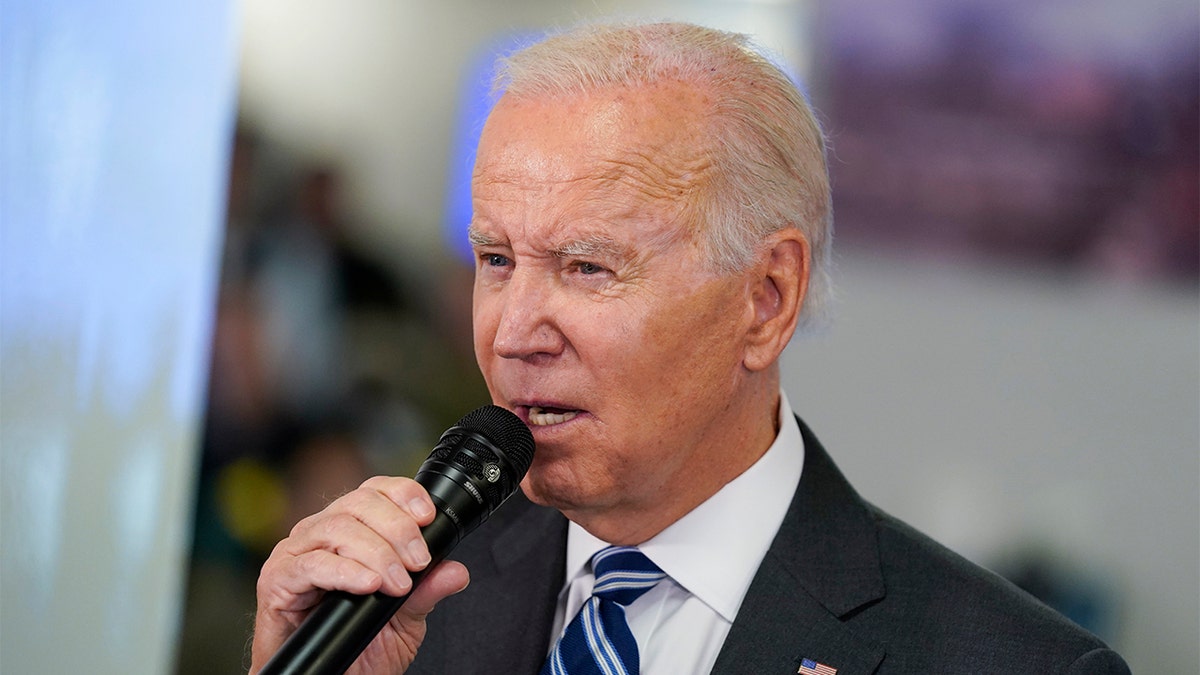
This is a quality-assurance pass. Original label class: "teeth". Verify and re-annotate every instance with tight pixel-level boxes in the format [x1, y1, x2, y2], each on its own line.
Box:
[528, 406, 579, 426]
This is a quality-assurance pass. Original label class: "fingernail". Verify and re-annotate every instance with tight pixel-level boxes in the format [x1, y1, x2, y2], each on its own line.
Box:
[407, 539, 431, 568]
[409, 497, 433, 519]
[388, 563, 410, 591]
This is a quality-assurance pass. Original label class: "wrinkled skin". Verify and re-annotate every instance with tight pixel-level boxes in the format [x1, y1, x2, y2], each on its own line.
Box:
[470, 82, 807, 544]
[249, 477, 468, 674]
[250, 79, 808, 673]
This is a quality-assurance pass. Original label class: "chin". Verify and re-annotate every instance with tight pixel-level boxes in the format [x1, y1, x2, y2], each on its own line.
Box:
[520, 466, 597, 512]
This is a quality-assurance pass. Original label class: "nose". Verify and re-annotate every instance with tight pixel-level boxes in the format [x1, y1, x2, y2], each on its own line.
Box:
[490, 269, 565, 361]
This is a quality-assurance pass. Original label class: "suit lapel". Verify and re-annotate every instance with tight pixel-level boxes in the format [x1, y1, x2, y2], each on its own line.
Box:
[711, 418, 887, 675]
[432, 418, 885, 674]
[437, 492, 568, 673]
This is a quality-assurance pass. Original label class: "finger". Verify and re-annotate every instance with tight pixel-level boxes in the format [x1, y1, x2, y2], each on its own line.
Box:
[315, 477, 437, 565]
[289, 476, 433, 544]
[250, 546, 390, 673]
[261, 548, 389, 608]
[337, 563, 469, 675]
[360, 475, 437, 526]
[284, 510, 414, 594]
[286, 487, 432, 591]
[350, 477, 438, 574]
[394, 560, 470, 622]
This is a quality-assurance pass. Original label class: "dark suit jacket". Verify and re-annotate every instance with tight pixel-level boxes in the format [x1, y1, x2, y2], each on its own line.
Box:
[410, 418, 1129, 674]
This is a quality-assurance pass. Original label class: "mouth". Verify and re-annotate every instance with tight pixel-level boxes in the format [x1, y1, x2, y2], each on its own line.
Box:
[525, 405, 581, 427]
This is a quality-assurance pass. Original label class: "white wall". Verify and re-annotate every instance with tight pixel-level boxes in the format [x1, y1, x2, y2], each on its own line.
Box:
[0, 2, 237, 673]
[782, 251, 1199, 673]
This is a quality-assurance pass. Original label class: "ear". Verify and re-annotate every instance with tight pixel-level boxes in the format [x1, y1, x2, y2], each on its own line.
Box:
[743, 229, 809, 372]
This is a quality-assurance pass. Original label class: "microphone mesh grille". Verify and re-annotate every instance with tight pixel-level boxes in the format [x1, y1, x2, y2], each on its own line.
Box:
[454, 405, 535, 475]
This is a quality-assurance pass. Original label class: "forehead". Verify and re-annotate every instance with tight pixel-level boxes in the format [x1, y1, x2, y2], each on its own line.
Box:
[471, 82, 715, 225]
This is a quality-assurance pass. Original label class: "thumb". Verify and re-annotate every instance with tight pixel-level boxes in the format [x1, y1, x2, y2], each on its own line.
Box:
[338, 561, 470, 674]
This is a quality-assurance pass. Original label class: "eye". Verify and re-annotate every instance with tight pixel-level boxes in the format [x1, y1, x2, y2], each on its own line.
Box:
[577, 261, 605, 275]
[483, 253, 510, 268]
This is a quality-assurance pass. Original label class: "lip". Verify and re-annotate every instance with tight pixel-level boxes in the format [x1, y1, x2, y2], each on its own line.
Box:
[509, 400, 589, 427]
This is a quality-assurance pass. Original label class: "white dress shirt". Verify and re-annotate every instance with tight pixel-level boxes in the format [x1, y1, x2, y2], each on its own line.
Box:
[547, 391, 805, 674]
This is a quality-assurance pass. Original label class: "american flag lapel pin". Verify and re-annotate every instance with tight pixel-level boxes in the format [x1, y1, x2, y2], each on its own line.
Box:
[797, 657, 837, 675]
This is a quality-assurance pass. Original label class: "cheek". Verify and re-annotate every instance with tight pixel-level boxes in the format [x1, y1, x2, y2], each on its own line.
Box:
[471, 293, 499, 362]
[647, 287, 744, 355]
[638, 293, 746, 394]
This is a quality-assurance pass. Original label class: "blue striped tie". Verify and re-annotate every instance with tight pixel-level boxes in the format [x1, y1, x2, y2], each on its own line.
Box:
[540, 546, 667, 675]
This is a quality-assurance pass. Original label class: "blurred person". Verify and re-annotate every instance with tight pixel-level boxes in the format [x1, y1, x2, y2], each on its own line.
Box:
[181, 137, 427, 673]
[250, 21, 1130, 674]
[252, 166, 410, 422]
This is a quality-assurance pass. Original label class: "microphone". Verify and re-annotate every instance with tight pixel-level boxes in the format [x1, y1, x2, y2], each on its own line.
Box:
[259, 404, 535, 675]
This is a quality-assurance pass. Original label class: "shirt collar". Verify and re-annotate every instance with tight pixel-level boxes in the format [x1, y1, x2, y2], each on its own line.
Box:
[564, 390, 805, 622]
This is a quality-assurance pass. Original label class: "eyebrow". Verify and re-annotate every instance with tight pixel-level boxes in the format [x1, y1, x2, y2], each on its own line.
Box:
[549, 235, 629, 261]
[467, 226, 632, 262]
[466, 226, 503, 248]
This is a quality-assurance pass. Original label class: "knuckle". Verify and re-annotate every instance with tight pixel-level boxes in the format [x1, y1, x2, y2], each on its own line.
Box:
[363, 475, 420, 501]
[331, 487, 371, 513]
[359, 475, 403, 492]
[292, 551, 318, 576]
[255, 561, 279, 596]
[289, 511, 320, 537]
[321, 511, 359, 539]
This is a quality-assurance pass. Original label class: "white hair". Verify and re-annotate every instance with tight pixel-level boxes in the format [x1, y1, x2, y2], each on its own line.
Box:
[493, 21, 834, 332]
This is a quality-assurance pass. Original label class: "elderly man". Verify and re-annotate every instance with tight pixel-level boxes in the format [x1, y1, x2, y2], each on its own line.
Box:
[252, 22, 1129, 675]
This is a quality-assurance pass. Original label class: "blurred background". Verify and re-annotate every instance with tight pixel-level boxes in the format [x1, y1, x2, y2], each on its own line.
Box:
[2, 0, 1196, 673]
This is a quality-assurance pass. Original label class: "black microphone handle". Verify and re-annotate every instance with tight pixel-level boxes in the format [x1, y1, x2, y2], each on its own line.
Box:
[257, 405, 534, 675]
[258, 507, 460, 675]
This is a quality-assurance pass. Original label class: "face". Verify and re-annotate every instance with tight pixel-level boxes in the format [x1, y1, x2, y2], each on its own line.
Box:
[470, 82, 763, 538]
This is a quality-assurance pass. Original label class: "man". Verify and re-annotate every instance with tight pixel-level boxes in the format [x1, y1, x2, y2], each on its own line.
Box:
[252, 22, 1130, 674]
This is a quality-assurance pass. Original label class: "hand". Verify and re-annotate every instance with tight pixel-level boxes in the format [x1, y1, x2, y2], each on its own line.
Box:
[250, 476, 471, 674]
